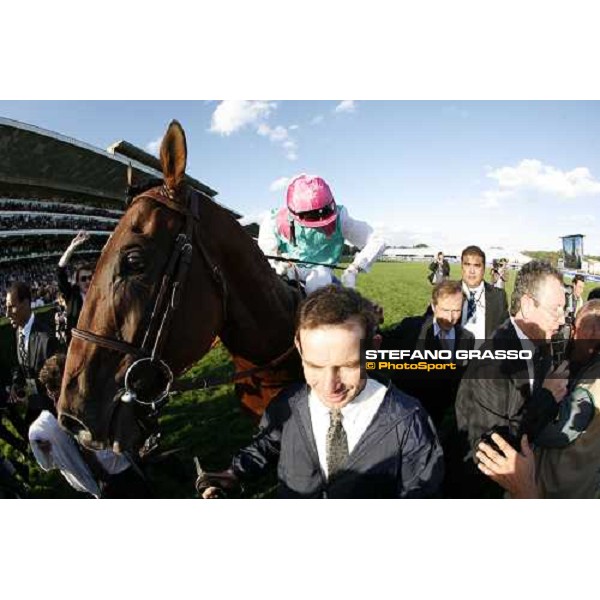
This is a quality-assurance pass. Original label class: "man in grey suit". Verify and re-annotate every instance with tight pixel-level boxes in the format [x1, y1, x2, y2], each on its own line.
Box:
[5, 282, 58, 429]
[460, 245, 509, 345]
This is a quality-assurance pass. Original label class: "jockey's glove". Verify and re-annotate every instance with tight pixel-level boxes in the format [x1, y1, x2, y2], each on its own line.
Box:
[341, 264, 359, 288]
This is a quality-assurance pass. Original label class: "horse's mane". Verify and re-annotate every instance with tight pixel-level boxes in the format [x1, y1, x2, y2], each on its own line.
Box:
[125, 178, 164, 205]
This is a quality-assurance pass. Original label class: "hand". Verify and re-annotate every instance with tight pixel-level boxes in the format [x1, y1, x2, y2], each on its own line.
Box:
[542, 360, 569, 403]
[196, 469, 240, 499]
[476, 434, 539, 498]
[274, 260, 292, 277]
[9, 385, 27, 404]
[71, 231, 90, 249]
[341, 265, 359, 288]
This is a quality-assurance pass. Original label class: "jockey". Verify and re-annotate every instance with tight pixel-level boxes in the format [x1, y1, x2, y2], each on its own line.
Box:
[258, 174, 385, 294]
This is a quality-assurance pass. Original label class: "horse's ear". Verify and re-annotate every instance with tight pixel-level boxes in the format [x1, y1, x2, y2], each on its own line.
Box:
[160, 120, 187, 191]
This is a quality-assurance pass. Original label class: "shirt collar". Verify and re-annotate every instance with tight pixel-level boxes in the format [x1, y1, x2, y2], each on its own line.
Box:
[462, 280, 485, 295]
[510, 316, 530, 343]
[309, 378, 379, 418]
[433, 319, 456, 339]
[20, 312, 35, 338]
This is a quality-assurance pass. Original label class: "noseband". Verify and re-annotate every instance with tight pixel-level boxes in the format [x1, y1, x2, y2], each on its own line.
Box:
[71, 186, 227, 412]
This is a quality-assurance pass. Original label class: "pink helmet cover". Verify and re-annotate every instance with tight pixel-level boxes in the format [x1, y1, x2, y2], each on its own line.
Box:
[286, 174, 337, 228]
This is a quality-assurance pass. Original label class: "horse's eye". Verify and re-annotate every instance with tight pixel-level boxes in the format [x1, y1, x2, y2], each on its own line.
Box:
[124, 250, 145, 273]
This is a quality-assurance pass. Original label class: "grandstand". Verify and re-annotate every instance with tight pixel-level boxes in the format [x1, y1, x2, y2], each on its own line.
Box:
[0, 117, 239, 315]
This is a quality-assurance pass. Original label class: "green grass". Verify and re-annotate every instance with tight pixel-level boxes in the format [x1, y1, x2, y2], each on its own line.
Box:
[1, 261, 597, 497]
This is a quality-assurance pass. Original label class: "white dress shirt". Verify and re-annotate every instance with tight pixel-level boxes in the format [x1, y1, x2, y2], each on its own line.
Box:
[308, 378, 387, 478]
[461, 281, 486, 345]
[18, 312, 35, 357]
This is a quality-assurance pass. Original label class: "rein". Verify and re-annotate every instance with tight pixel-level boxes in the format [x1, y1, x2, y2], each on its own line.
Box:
[262, 254, 347, 270]
[171, 343, 297, 393]
[70, 186, 296, 413]
[71, 186, 225, 410]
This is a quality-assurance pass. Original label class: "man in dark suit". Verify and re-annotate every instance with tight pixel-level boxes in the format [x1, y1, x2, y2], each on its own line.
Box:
[460, 245, 509, 344]
[5, 281, 58, 429]
[383, 280, 475, 428]
[197, 286, 443, 499]
[455, 261, 569, 497]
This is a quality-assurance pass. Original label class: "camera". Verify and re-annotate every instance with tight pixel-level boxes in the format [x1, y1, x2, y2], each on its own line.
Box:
[11, 368, 27, 400]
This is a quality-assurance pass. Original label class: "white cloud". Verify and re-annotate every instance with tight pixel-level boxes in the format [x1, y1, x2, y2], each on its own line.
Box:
[145, 137, 162, 156]
[486, 159, 600, 199]
[334, 100, 356, 113]
[209, 100, 298, 159]
[473, 159, 600, 209]
[269, 177, 290, 192]
[258, 124, 298, 160]
[311, 114, 324, 125]
[210, 100, 276, 135]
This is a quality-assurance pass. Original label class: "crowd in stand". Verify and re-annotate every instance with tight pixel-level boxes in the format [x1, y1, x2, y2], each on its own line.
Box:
[1, 213, 117, 232]
[0, 235, 106, 261]
[0, 198, 123, 219]
[0, 262, 61, 316]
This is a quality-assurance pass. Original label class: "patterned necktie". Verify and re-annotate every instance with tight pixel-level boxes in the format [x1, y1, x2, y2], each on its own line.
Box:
[18, 329, 28, 367]
[439, 329, 452, 351]
[326, 409, 349, 479]
[466, 290, 476, 321]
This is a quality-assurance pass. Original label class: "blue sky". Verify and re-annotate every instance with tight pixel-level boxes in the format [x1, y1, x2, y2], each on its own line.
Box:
[2, 100, 600, 254]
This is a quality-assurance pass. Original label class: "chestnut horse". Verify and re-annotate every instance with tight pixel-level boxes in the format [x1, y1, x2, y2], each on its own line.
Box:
[57, 121, 302, 452]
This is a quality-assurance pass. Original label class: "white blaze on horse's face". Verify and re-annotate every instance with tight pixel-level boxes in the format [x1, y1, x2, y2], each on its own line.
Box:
[297, 318, 366, 410]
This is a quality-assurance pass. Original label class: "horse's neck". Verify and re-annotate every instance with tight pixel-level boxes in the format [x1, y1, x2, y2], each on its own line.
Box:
[198, 201, 299, 364]
[222, 256, 299, 363]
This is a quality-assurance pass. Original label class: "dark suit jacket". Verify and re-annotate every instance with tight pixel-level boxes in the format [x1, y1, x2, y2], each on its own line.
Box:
[454, 318, 558, 496]
[382, 315, 475, 427]
[232, 382, 444, 498]
[483, 282, 509, 338]
[15, 315, 58, 415]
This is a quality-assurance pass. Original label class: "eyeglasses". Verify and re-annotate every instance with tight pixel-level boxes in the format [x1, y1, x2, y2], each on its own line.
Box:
[78, 275, 92, 283]
[529, 295, 565, 321]
[289, 202, 336, 223]
[438, 309, 462, 316]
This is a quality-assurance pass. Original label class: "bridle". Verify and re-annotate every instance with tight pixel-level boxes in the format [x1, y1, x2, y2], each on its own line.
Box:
[70, 184, 297, 418]
[71, 185, 227, 413]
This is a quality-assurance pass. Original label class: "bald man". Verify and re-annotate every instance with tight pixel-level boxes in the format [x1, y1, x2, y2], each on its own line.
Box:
[476, 300, 600, 498]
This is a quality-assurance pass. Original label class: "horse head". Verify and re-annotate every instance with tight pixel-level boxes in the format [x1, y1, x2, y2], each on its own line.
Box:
[58, 121, 300, 453]
[58, 121, 227, 451]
